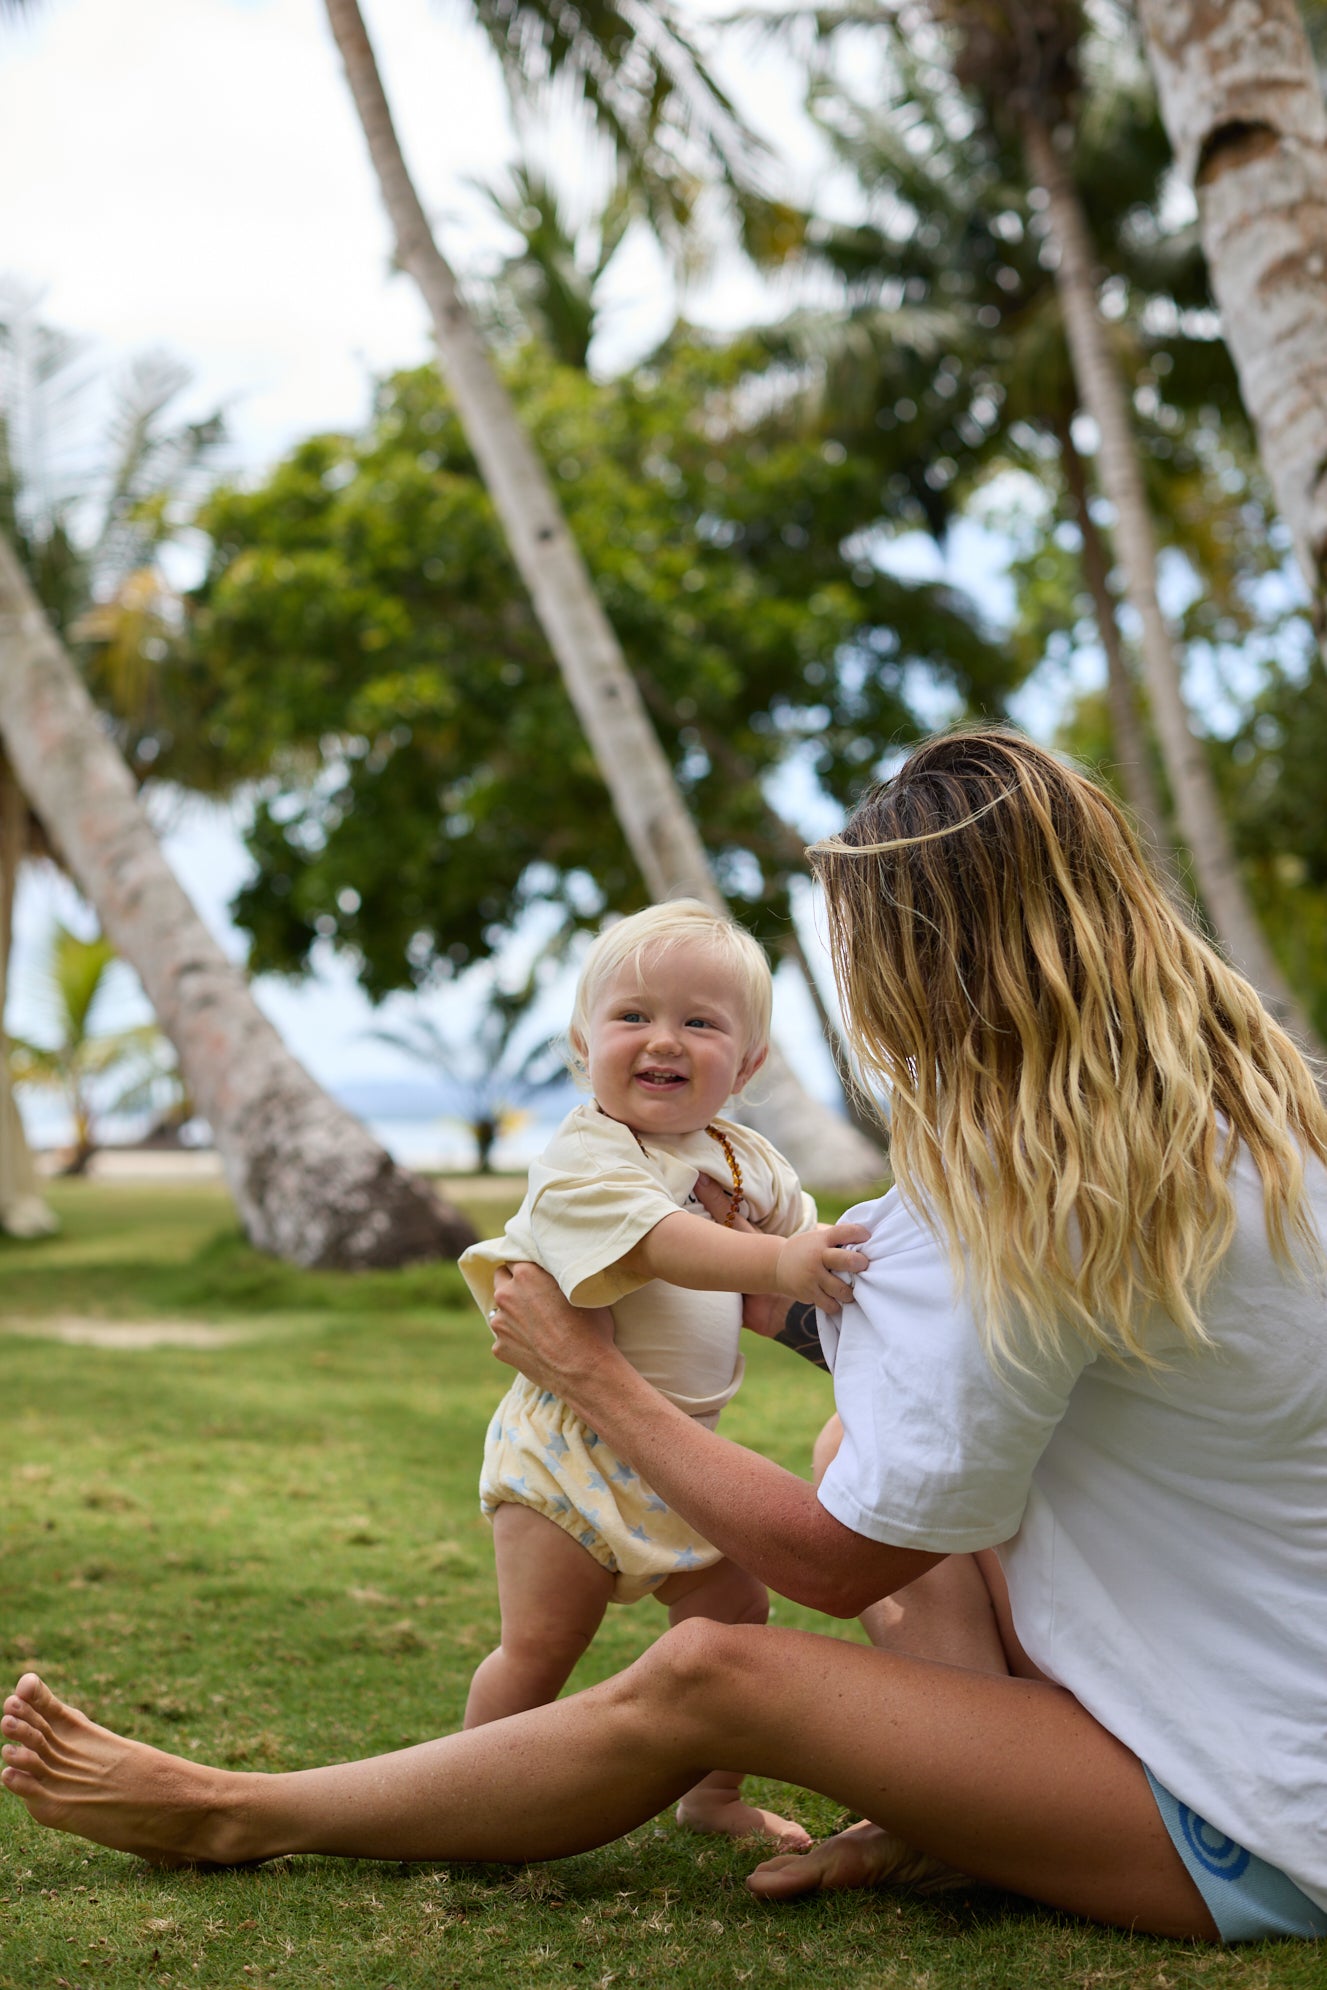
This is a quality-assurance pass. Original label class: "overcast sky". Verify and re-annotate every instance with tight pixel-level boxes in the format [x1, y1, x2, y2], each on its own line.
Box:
[1, 0, 991, 1127]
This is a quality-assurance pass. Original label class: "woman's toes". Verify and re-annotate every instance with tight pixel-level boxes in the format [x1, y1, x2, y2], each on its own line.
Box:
[14, 1675, 74, 1728]
[745, 1852, 818, 1897]
[1, 1713, 45, 1752]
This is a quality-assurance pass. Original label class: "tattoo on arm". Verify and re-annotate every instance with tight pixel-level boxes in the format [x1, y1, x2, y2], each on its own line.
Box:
[773, 1301, 830, 1371]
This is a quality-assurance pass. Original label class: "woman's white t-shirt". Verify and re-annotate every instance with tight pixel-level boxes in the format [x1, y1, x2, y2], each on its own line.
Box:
[816, 1146, 1327, 1910]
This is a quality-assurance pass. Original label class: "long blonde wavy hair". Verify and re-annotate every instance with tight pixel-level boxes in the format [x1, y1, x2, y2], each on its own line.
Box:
[809, 728, 1327, 1364]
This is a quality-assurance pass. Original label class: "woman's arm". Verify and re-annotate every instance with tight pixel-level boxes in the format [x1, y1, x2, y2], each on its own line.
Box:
[770, 1300, 832, 1371]
[487, 1262, 938, 1617]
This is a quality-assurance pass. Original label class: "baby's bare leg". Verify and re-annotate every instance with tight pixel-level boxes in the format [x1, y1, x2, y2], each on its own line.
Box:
[464, 1505, 614, 1728]
[659, 1562, 811, 1850]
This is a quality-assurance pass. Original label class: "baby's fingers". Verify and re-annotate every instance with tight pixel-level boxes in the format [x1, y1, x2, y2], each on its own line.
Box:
[815, 1270, 857, 1312]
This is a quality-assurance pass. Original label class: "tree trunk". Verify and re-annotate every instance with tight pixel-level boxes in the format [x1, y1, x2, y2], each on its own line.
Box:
[0, 533, 476, 1267]
[0, 750, 57, 1237]
[321, 0, 883, 1190]
[1052, 412, 1171, 852]
[1136, 0, 1327, 625]
[777, 923, 886, 1150]
[1023, 113, 1318, 1046]
[633, 659, 888, 1149]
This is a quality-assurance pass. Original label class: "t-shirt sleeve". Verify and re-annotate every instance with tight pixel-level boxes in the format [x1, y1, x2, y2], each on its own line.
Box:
[817, 1189, 1092, 1553]
[525, 1122, 687, 1308]
[751, 1136, 817, 1239]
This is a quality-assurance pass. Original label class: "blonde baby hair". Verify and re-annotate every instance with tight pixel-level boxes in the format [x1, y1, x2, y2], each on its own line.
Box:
[568, 899, 773, 1077]
[808, 726, 1327, 1366]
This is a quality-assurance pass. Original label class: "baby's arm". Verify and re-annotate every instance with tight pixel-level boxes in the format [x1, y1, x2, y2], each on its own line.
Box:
[616, 1210, 866, 1311]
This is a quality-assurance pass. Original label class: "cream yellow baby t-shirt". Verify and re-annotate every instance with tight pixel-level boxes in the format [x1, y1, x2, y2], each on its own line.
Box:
[460, 1103, 815, 1422]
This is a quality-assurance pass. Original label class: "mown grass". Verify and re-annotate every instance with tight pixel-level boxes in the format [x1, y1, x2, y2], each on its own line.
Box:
[2, 1179, 1324, 1989]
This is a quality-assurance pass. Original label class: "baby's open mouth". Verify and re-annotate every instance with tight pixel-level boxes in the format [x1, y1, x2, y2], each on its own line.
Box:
[635, 1070, 686, 1089]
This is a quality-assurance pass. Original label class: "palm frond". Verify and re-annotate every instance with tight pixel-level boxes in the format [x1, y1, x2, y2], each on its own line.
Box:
[456, 0, 768, 240]
[91, 351, 227, 581]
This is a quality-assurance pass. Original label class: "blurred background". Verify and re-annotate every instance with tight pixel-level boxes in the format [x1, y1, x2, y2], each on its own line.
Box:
[3, 0, 1324, 1206]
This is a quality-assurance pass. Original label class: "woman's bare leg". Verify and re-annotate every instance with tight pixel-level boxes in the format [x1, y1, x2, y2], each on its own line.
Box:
[3, 1619, 1216, 1939]
[659, 1561, 810, 1850]
[749, 1417, 1098, 1900]
[751, 1549, 1013, 1898]
[463, 1505, 613, 1729]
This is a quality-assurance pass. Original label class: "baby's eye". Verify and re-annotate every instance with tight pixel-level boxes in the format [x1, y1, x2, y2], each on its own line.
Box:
[686, 1016, 717, 1030]
[618, 1009, 646, 1023]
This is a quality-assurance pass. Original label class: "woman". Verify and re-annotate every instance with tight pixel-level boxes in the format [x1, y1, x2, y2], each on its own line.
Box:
[5, 729, 1325, 1944]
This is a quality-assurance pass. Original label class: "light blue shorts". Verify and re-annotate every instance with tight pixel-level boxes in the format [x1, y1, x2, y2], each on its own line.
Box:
[1146, 1770, 1327, 1944]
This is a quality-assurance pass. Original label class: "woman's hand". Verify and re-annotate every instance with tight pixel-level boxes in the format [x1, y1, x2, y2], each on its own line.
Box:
[487, 1263, 617, 1397]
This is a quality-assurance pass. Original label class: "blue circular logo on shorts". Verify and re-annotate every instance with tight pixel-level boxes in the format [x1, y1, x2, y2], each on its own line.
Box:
[1178, 1805, 1251, 1880]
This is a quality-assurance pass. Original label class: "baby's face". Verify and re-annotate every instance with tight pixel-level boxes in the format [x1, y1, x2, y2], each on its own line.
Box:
[580, 942, 764, 1138]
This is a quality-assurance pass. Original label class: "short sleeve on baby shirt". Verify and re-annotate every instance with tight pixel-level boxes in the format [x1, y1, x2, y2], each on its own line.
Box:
[817, 1189, 1092, 1554]
[525, 1113, 697, 1308]
[741, 1127, 817, 1239]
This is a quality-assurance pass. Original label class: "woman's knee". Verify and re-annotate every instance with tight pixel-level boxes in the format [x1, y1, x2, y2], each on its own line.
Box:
[611, 1616, 754, 1730]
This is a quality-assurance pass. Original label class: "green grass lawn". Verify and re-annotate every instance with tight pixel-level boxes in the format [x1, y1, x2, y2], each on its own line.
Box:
[1, 1180, 1322, 1989]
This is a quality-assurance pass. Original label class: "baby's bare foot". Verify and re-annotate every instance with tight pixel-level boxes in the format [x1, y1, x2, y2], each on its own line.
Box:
[745, 1816, 967, 1897]
[676, 1782, 812, 1850]
[1, 1673, 253, 1867]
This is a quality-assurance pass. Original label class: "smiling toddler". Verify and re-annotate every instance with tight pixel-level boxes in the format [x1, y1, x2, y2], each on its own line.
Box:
[459, 899, 862, 1844]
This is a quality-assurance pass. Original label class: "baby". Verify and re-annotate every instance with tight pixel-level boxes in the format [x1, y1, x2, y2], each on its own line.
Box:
[459, 899, 861, 1846]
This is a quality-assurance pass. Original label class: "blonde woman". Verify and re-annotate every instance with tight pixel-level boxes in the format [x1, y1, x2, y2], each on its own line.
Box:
[5, 729, 1326, 1946]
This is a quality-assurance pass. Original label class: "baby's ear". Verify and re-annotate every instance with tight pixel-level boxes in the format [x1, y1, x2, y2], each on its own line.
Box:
[569, 1025, 588, 1063]
[734, 1043, 768, 1093]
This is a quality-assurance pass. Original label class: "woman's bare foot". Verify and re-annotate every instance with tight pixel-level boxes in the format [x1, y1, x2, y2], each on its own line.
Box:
[676, 1779, 812, 1850]
[1, 1673, 254, 1867]
[745, 1816, 967, 1897]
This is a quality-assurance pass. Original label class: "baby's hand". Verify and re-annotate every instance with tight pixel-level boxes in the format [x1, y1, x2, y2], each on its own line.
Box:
[773, 1224, 869, 1311]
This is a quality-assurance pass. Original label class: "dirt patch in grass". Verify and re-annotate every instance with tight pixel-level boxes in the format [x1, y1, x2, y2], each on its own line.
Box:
[2, 1315, 254, 1349]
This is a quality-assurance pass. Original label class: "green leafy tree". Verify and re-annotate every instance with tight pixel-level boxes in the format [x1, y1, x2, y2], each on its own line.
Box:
[0, 285, 477, 1264]
[164, 338, 1015, 1005]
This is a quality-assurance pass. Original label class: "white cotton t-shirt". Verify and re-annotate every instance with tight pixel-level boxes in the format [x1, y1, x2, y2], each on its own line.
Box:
[816, 1145, 1327, 1910]
[461, 1103, 815, 1421]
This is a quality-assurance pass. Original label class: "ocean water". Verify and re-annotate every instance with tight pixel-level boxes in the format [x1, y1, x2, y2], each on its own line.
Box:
[14, 1076, 582, 1174]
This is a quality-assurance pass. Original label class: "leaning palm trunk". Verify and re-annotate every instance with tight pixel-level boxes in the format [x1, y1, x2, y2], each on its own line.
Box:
[0, 750, 57, 1237]
[321, 0, 882, 1189]
[1022, 115, 1317, 1046]
[0, 535, 475, 1267]
[1051, 413, 1170, 852]
[1137, 0, 1327, 623]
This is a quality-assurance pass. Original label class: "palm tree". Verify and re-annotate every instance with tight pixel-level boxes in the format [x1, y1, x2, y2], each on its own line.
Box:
[7, 924, 164, 1176]
[0, 751, 55, 1234]
[1017, 102, 1312, 1037]
[746, 52, 1173, 848]
[1136, 0, 1327, 625]
[0, 299, 479, 1264]
[319, 0, 884, 1188]
[774, 0, 1315, 1038]
[945, 0, 1315, 1037]
[0, 534, 479, 1263]
[370, 969, 567, 1174]
[737, 0, 1318, 1040]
